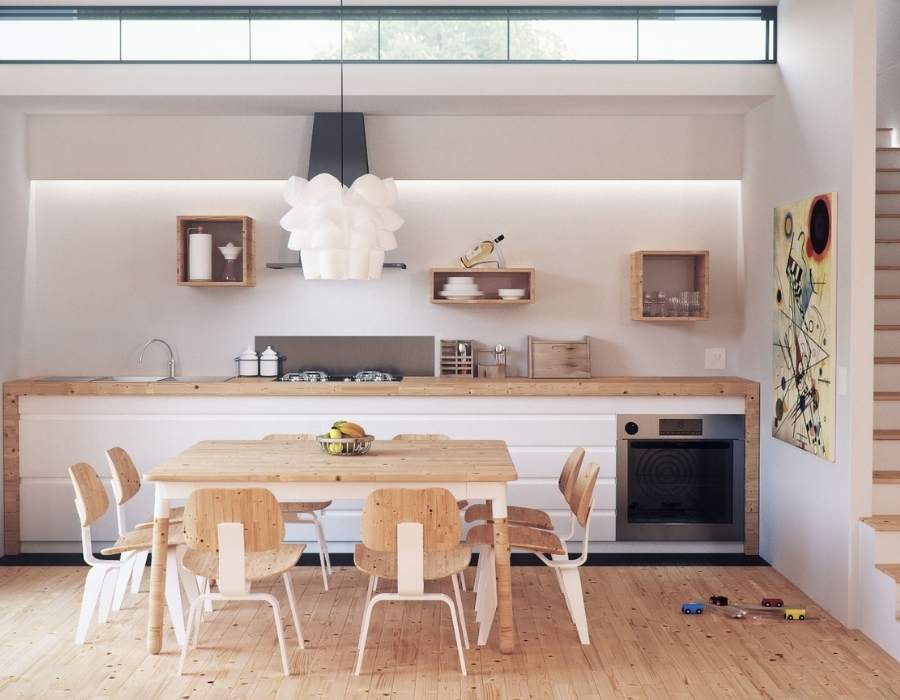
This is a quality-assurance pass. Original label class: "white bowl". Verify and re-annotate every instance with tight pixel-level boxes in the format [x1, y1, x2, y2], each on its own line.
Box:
[498, 288, 525, 296]
[445, 276, 475, 285]
[440, 290, 484, 298]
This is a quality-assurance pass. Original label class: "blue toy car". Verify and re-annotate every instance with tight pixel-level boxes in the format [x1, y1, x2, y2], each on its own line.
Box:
[682, 603, 705, 615]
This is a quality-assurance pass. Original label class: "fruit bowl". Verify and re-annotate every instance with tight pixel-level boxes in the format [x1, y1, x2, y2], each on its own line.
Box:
[317, 434, 374, 456]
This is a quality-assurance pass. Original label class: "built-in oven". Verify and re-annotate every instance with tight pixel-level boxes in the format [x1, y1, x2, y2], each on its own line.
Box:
[616, 415, 745, 541]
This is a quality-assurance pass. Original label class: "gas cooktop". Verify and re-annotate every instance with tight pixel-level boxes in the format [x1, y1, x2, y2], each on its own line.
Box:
[278, 370, 402, 383]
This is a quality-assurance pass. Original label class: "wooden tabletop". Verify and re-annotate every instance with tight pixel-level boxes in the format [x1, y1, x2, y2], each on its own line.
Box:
[147, 439, 518, 483]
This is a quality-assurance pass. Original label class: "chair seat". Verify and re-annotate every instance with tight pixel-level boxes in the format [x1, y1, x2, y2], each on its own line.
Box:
[466, 523, 566, 555]
[456, 499, 469, 510]
[134, 506, 185, 530]
[100, 523, 185, 556]
[280, 501, 333, 513]
[463, 503, 554, 530]
[182, 543, 306, 582]
[354, 543, 472, 581]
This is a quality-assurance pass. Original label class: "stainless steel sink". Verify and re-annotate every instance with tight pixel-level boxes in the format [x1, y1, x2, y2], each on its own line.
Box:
[159, 376, 229, 383]
[91, 376, 167, 383]
[37, 376, 106, 382]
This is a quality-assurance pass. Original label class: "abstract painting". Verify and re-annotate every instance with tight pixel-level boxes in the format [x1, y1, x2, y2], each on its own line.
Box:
[772, 192, 836, 461]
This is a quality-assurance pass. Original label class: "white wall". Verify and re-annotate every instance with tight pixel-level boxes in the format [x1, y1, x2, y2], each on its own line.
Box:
[20, 179, 742, 379]
[28, 114, 744, 181]
[741, 0, 876, 625]
[878, 0, 900, 137]
[0, 109, 29, 556]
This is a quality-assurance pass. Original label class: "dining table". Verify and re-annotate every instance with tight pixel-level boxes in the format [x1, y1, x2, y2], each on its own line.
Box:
[143, 437, 519, 654]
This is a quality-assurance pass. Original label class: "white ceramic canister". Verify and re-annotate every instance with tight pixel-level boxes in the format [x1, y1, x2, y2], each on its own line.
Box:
[259, 346, 280, 377]
[188, 226, 213, 281]
[237, 345, 259, 377]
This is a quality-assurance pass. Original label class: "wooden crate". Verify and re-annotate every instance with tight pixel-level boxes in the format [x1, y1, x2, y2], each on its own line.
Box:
[630, 250, 709, 321]
[528, 336, 591, 379]
[177, 215, 255, 287]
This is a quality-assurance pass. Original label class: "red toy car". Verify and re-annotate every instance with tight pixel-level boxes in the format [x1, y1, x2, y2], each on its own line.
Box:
[761, 597, 784, 608]
[709, 596, 729, 606]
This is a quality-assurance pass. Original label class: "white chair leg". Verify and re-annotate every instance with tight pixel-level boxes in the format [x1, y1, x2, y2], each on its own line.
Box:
[320, 512, 332, 574]
[372, 575, 379, 593]
[164, 548, 186, 648]
[311, 515, 329, 591]
[354, 592, 383, 676]
[130, 549, 149, 593]
[262, 594, 290, 676]
[282, 572, 305, 649]
[365, 575, 376, 607]
[75, 566, 106, 644]
[451, 573, 470, 650]
[550, 554, 573, 616]
[97, 567, 117, 624]
[113, 553, 135, 612]
[473, 544, 483, 591]
[178, 597, 204, 675]
[441, 595, 468, 676]
[176, 546, 200, 608]
[196, 577, 213, 613]
[559, 568, 590, 645]
[457, 571, 467, 592]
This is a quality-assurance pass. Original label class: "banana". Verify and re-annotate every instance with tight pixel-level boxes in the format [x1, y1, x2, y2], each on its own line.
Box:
[332, 420, 366, 438]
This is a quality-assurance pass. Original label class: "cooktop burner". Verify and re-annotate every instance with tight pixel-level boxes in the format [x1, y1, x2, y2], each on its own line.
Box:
[278, 370, 402, 383]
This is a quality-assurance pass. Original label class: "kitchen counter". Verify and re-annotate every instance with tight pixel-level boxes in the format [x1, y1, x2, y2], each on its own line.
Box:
[5, 375, 758, 397]
[2, 375, 759, 556]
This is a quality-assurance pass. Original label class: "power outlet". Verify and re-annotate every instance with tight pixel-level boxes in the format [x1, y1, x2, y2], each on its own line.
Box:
[705, 348, 727, 370]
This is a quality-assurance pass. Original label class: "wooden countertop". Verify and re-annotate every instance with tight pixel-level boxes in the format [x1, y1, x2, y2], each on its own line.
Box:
[4, 375, 758, 398]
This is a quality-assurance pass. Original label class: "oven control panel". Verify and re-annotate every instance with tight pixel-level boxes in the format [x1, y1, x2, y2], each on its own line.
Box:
[658, 418, 703, 436]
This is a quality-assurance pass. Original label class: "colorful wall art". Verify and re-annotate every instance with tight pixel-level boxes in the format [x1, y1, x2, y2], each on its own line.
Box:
[772, 192, 837, 461]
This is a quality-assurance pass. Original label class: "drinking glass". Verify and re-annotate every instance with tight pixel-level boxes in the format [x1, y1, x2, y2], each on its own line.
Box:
[689, 291, 701, 317]
[643, 292, 656, 317]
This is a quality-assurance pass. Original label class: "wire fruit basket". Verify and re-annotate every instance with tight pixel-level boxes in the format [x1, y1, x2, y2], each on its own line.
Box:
[317, 434, 374, 456]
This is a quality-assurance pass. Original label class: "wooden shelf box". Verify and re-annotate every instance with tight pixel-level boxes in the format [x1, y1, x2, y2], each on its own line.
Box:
[630, 251, 709, 321]
[429, 268, 535, 304]
[177, 216, 255, 287]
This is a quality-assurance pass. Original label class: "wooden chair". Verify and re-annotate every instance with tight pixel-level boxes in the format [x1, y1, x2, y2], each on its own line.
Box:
[464, 446, 585, 593]
[467, 462, 601, 645]
[353, 488, 470, 676]
[106, 446, 185, 603]
[68, 462, 190, 646]
[391, 433, 470, 590]
[178, 488, 305, 677]
[262, 434, 333, 590]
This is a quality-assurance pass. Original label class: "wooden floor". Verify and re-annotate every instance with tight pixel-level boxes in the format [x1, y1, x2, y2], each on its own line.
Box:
[1, 564, 899, 699]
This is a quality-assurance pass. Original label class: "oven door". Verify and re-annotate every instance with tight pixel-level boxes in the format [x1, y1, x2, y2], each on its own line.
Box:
[616, 438, 745, 541]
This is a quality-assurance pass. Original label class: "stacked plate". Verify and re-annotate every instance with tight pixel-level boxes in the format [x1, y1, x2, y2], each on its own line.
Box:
[498, 288, 527, 301]
[439, 276, 483, 300]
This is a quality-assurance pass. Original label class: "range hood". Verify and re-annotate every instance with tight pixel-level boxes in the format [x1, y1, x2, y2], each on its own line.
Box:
[267, 112, 406, 275]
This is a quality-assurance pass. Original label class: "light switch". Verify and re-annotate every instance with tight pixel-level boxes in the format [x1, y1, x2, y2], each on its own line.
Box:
[705, 347, 727, 370]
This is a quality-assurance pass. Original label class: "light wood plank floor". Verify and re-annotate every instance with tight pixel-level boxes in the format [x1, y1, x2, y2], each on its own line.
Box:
[1, 564, 899, 699]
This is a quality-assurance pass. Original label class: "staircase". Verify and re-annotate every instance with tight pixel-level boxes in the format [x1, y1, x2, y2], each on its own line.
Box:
[860, 127, 900, 659]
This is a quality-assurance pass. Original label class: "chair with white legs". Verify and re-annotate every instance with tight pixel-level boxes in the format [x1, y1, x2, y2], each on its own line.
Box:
[262, 434, 333, 590]
[467, 462, 600, 645]
[106, 446, 186, 605]
[391, 433, 470, 591]
[354, 488, 471, 676]
[178, 488, 306, 677]
[68, 462, 189, 646]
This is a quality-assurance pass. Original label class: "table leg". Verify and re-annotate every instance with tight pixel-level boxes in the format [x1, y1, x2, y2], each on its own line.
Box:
[147, 488, 170, 654]
[491, 493, 516, 653]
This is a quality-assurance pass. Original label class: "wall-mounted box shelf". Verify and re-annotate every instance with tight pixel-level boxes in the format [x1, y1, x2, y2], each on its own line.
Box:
[177, 215, 255, 287]
[630, 250, 709, 321]
[429, 267, 535, 304]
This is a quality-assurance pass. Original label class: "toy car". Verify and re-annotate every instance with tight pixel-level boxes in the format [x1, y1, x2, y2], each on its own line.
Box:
[761, 597, 784, 608]
[784, 607, 806, 620]
[682, 603, 705, 615]
[709, 595, 729, 606]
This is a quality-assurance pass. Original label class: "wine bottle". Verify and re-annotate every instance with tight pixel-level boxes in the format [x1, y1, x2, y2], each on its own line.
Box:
[459, 234, 505, 269]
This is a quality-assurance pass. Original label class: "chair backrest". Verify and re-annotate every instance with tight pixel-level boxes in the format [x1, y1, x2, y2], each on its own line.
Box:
[361, 488, 460, 553]
[566, 462, 601, 528]
[558, 447, 586, 500]
[391, 433, 450, 441]
[262, 433, 315, 441]
[183, 488, 284, 554]
[105, 447, 141, 506]
[68, 462, 109, 528]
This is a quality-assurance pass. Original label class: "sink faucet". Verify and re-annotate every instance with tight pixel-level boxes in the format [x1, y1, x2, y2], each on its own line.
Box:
[139, 338, 176, 378]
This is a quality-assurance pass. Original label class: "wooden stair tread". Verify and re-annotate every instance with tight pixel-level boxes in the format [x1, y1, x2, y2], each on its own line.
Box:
[878, 147, 900, 151]
[875, 392, 900, 400]
[876, 239, 900, 244]
[876, 325, 900, 331]
[861, 515, 900, 531]
[875, 357, 900, 364]
[878, 168, 900, 172]
[874, 430, 900, 440]
[878, 127, 894, 131]
[878, 191, 900, 195]
[874, 470, 900, 484]
[877, 214, 900, 219]
[876, 266, 900, 271]
[876, 564, 900, 582]
[876, 295, 900, 299]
